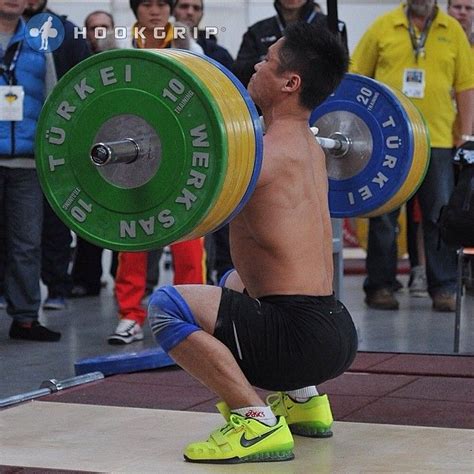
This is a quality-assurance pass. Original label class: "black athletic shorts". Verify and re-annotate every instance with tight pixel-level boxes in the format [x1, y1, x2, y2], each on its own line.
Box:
[214, 288, 358, 391]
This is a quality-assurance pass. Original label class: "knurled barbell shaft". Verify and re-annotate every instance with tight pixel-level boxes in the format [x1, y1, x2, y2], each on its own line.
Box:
[90, 138, 139, 167]
[90, 129, 350, 167]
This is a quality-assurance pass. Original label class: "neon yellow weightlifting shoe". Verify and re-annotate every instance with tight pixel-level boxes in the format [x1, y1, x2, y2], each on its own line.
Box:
[183, 411, 294, 464]
[267, 392, 333, 438]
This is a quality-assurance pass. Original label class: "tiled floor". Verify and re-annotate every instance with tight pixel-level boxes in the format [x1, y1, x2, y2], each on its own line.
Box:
[1, 402, 473, 472]
[32, 351, 473, 430]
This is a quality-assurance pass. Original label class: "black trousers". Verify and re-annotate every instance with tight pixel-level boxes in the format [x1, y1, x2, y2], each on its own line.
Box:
[41, 199, 73, 298]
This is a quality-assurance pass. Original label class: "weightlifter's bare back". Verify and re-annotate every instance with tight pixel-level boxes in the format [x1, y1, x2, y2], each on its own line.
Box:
[231, 117, 333, 297]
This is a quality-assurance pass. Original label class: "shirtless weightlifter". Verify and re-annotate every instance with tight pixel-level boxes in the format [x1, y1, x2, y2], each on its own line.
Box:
[148, 22, 358, 464]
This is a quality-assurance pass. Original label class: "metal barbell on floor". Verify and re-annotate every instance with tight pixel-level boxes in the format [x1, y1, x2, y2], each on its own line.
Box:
[35, 49, 430, 251]
[0, 372, 104, 408]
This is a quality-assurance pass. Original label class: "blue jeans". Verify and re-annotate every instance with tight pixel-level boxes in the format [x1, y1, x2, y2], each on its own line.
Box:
[0, 167, 43, 323]
[365, 148, 457, 296]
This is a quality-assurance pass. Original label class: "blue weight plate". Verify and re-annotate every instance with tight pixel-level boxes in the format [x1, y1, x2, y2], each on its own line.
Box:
[75, 347, 175, 376]
[310, 73, 414, 218]
[176, 50, 264, 229]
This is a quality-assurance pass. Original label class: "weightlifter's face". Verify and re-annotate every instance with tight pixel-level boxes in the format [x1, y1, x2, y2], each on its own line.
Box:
[0, 0, 27, 20]
[248, 38, 287, 108]
[137, 0, 171, 30]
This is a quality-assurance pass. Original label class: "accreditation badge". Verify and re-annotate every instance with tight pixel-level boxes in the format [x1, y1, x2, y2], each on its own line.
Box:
[402, 69, 425, 99]
[0, 85, 24, 121]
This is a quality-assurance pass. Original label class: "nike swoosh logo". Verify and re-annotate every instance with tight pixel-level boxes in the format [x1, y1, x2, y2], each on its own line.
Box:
[240, 425, 282, 448]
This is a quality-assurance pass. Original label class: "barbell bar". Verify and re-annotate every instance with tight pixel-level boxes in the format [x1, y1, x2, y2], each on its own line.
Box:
[89, 127, 350, 168]
[35, 49, 430, 251]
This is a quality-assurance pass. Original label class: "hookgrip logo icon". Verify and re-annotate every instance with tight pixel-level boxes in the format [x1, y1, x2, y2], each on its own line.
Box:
[26, 13, 65, 52]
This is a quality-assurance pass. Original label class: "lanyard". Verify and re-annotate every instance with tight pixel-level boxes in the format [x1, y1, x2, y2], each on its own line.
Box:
[0, 41, 22, 85]
[407, 10, 435, 62]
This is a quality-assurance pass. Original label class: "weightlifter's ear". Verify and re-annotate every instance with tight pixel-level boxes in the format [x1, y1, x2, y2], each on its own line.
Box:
[282, 72, 302, 94]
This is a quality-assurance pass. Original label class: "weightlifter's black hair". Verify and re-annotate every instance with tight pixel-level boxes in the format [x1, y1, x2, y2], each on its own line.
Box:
[278, 22, 348, 110]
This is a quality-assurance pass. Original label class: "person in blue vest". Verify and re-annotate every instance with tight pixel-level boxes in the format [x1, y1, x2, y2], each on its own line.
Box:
[0, 0, 59, 340]
[23, 0, 90, 311]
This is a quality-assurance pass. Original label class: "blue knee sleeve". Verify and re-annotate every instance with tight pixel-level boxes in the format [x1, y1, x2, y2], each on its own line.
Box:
[148, 285, 200, 352]
[218, 268, 235, 288]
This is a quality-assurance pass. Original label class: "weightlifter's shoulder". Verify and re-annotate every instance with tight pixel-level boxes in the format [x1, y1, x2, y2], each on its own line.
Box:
[257, 133, 285, 187]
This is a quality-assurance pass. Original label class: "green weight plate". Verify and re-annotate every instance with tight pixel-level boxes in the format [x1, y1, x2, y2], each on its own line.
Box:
[36, 49, 227, 251]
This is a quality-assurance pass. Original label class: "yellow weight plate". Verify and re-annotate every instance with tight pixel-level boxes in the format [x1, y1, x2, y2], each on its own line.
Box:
[176, 54, 253, 236]
[165, 51, 256, 238]
[157, 50, 246, 237]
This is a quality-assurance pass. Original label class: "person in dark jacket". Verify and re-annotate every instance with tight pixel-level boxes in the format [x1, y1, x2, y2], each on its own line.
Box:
[233, 0, 348, 87]
[23, 0, 90, 310]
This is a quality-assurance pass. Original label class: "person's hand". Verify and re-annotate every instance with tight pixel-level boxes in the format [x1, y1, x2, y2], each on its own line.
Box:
[455, 134, 474, 149]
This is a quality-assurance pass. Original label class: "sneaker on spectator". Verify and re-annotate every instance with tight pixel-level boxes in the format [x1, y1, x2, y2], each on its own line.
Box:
[409, 265, 428, 297]
[432, 293, 456, 312]
[365, 288, 399, 310]
[43, 297, 67, 310]
[0, 295, 6, 310]
[107, 318, 144, 345]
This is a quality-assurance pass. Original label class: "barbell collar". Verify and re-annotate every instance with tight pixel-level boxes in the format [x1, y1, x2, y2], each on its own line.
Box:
[315, 132, 351, 157]
[90, 138, 140, 167]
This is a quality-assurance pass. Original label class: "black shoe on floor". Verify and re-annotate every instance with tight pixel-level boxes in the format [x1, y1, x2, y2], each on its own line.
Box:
[9, 321, 61, 342]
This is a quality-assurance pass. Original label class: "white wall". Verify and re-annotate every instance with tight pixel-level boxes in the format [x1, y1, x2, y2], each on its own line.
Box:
[47, 0, 450, 57]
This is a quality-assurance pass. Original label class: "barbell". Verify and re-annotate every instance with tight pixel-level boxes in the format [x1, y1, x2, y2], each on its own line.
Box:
[35, 49, 430, 251]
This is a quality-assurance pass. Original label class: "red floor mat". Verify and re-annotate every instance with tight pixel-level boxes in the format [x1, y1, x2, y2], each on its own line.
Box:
[37, 352, 474, 430]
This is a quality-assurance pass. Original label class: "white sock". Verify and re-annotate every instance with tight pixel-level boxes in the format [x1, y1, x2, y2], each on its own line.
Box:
[231, 406, 277, 426]
[286, 386, 319, 402]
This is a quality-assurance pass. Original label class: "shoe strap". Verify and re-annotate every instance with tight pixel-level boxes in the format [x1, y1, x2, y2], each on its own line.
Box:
[215, 401, 231, 421]
[210, 415, 244, 446]
[266, 392, 288, 417]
